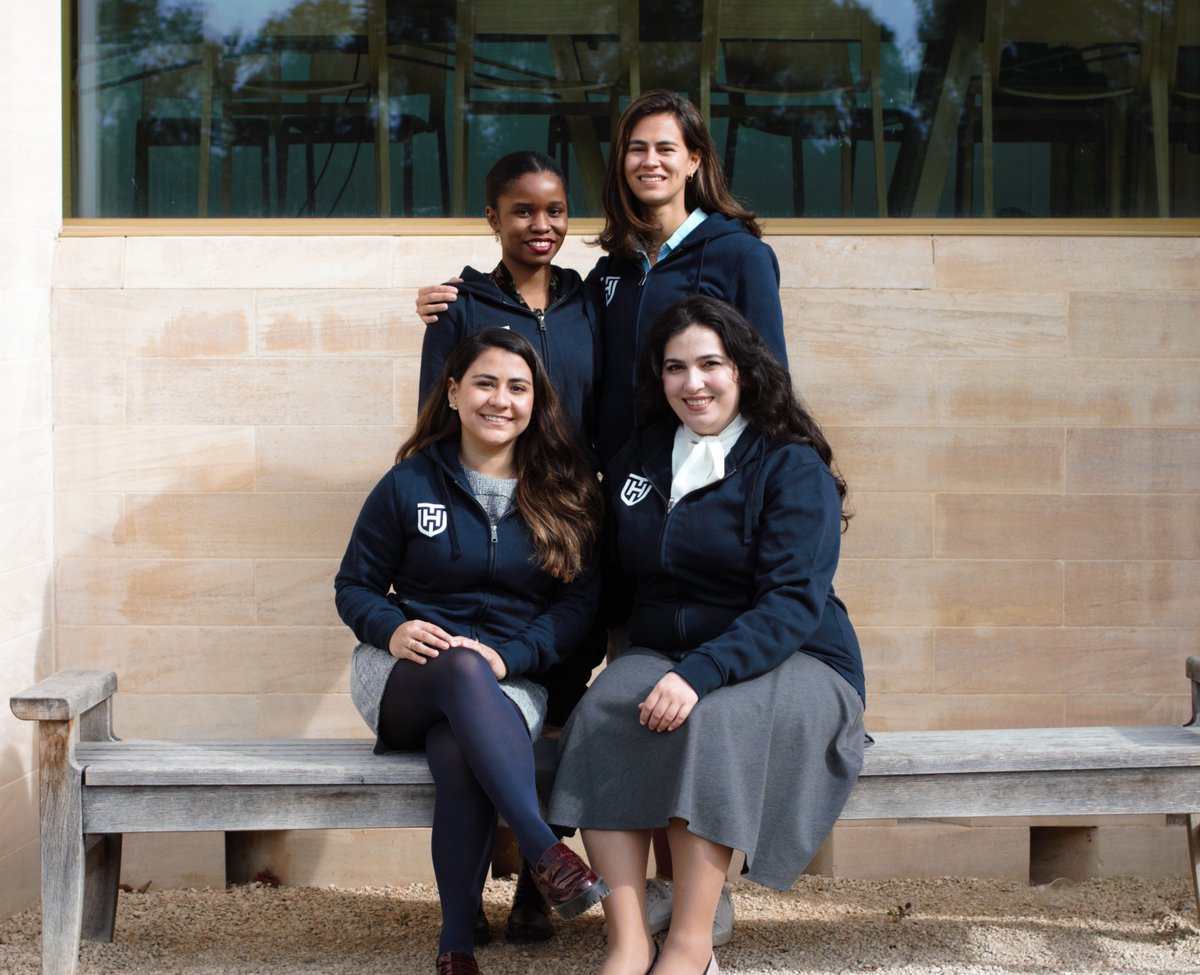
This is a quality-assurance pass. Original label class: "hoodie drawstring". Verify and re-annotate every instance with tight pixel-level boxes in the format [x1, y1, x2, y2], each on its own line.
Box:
[434, 464, 463, 560]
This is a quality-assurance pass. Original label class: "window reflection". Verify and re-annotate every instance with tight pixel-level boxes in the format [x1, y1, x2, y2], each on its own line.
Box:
[70, 0, 1199, 218]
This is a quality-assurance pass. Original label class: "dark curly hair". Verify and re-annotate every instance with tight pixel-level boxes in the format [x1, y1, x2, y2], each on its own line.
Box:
[399, 328, 602, 579]
[638, 295, 850, 526]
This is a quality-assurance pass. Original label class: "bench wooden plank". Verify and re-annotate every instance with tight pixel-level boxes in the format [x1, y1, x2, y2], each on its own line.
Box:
[78, 740, 427, 786]
[842, 767, 1200, 820]
[864, 726, 1200, 775]
[83, 783, 438, 833]
[76, 725, 1200, 787]
[79, 767, 1200, 834]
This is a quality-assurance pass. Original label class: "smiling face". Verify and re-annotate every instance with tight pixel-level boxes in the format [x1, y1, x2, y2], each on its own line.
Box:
[447, 347, 534, 469]
[486, 171, 568, 277]
[661, 324, 741, 436]
[623, 112, 700, 222]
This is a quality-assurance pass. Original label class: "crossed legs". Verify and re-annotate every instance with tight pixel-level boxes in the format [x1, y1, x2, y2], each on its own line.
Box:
[378, 649, 559, 956]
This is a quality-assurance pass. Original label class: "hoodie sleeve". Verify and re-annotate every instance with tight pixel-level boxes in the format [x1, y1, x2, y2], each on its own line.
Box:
[418, 294, 468, 410]
[726, 240, 789, 372]
[670, 454, 841, 698]
[334, 470, 411, 652]
[492, 557, 601, 677]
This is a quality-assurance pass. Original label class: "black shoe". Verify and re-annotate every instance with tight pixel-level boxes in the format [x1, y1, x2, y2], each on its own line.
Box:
[473, 903, 492, 946]
[506, 860, 554, 942]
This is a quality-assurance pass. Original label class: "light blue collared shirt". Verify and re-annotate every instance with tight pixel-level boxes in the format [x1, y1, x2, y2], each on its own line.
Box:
[637, 208, 709, 274]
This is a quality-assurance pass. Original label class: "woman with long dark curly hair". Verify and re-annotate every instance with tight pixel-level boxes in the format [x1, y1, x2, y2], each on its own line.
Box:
[336, 329, 610, 975]
[549, 296, 865, 975]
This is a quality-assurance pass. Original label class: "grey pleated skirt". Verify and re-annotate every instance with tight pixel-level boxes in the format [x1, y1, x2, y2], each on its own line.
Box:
[547, 648, 865, 890]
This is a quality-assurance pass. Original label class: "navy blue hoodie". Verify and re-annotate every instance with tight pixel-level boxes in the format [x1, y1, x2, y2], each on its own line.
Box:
[586, 213, 787, 465]
[335, 439, 599, 679]
[419, 265, 599, 444]
[605, 420, 864, 703]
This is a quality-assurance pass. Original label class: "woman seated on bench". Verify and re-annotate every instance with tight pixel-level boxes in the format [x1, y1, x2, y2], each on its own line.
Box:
[335, 328, 610, 975]
[549, 296, 867, 975]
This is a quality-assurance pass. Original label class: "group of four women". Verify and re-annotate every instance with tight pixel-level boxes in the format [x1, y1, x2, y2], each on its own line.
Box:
[334, 90, 867, 975]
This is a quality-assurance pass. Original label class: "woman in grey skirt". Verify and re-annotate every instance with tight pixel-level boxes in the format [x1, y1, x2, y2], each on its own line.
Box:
[549, 296, 866, 975]
[335, 329, 611, 975]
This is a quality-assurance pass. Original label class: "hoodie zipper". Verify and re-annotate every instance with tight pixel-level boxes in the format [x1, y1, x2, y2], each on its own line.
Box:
[533, 308, 551, 371]
[648, 459, 741, 651]
[443, 469, 515, 638]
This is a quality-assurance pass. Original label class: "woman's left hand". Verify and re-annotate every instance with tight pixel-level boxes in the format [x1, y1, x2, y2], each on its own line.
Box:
[638, 673, 699, 732]
[452, 636, 508, 681]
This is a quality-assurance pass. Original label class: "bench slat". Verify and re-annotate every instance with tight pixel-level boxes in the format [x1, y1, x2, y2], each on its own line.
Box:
[83, 783, 439, 833]
[79, 740, 427, 786]
[76, 726, 1200, 787]
[79, 767, 1200, 834]
[864, 725, 1200, 775]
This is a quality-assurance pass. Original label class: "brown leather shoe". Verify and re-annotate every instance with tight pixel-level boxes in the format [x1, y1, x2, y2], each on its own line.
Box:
[435, 951, 480, 975]
[529, 841, 611, 920]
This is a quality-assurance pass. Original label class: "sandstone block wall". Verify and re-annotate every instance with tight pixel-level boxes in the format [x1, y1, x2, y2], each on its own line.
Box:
[37, 232, 1198, 889]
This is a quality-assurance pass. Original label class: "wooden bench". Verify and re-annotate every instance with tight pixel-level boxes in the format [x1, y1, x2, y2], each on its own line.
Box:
[12, 658, 1200, 975]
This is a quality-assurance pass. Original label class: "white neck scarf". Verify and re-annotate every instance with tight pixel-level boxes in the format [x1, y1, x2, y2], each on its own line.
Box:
[669, 414, 748, 506]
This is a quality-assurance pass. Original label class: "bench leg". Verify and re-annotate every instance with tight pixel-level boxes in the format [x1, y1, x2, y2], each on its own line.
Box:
[82, 833, 123, 942]
[1187, 814, 1200, 921]
[39, 721, 86, 975]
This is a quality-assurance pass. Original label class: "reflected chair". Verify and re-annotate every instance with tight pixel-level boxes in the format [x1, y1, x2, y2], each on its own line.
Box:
[220, 1, 450, 217]
[452, 0, 640, 214]
[272, 42, 378, 216]
[976, 0, 1160, 217]
[699, 0, 889, 217]
[133, 44, 272, 216]
[376, 40, 452, 216]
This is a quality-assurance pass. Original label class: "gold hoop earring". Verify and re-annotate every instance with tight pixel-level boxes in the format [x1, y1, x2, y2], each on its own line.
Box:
[686, 170, 696, 182]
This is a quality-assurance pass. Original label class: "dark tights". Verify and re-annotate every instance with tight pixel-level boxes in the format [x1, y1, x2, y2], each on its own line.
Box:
[378, 648, 558, 956]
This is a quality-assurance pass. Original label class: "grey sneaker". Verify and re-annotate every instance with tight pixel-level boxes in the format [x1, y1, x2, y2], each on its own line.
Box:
[712, 883, 734, 947]
[645, 876, 673, 935]
[633, 877, 735, 946]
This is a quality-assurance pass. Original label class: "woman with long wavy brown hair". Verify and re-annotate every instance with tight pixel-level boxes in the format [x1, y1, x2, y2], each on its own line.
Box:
[336, 328, 608, 975]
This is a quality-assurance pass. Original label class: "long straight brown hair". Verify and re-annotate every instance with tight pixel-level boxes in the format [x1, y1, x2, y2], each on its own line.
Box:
[598, 89, 763, 260]
[398, 329, 602, 581]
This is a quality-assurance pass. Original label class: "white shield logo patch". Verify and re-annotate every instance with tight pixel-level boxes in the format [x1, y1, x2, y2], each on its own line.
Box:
[620, 474, 651, 507]
[417, 503, 447, 538]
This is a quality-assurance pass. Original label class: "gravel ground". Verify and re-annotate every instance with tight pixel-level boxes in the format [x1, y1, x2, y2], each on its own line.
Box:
[1, 876, 1198, 975]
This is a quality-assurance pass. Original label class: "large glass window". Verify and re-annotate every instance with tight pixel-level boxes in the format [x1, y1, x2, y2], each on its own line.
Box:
[70, 0, 1200, 219]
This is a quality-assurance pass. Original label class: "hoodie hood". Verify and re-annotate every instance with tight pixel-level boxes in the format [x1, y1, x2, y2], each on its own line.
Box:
[587, 215, 787, 466]
[418, 264, 598, 444]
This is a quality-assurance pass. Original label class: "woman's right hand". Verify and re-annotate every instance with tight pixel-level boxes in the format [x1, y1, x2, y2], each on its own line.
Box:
[389, 620, 453, 663]
[416, 279, 462, 324]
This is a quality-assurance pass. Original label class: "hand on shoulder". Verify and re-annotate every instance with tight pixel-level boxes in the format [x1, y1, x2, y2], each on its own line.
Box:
[415, 277, 463, 324]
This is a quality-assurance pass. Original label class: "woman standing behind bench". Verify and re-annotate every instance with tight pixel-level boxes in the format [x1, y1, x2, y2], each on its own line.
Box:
[335, 329, 609, 975]
[549, 296, 866, 975]
[417, 90, 787, 468]
[418, 150, 598, 446]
